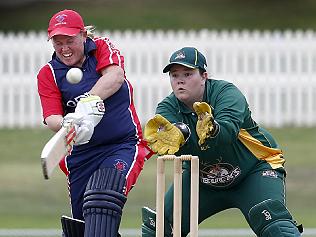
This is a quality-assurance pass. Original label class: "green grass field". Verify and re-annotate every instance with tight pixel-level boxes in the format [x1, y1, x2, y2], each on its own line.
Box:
[0, 127, 315, 230]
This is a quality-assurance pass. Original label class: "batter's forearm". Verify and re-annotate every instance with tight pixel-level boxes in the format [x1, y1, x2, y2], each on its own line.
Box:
[89, 65, 124, 100]
[45, 115, 63, 132]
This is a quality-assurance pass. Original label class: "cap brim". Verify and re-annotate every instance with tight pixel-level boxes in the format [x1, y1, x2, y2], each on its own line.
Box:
[163, 62, 197, 73]
[48, 28, 81, 40]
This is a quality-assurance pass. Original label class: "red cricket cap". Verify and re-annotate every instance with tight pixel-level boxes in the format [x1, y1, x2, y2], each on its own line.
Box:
[47, 9, 85, 39]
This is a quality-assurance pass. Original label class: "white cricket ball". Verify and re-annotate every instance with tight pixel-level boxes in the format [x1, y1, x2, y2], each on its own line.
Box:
[66, 68, 83, 84]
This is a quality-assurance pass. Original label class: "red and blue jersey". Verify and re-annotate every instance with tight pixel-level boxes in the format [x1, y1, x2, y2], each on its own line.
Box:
[37, 37, 150, 211]
[37, 37, 143, 148]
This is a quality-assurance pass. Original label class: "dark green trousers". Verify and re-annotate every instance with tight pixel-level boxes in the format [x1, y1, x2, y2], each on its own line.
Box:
[164, 166, 286, 236]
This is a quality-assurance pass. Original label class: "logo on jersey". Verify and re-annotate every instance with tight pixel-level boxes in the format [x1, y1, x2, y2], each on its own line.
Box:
[66, 92, 90, 107]
[114, 159, 128, 172]
[200, 161, 241, 187]
[262, 170, 278, 178]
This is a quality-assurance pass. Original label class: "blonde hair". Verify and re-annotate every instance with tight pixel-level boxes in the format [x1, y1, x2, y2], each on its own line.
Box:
[84, 25, 96, 39]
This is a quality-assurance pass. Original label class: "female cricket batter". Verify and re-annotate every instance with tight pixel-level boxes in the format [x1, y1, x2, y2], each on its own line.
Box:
[141, 47, 303, 236]
[37, 9, 150, 237]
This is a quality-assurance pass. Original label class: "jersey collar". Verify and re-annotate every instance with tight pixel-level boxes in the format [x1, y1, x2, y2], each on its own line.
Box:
[176, 99, 192, 114]
[84, 37, 97, 55]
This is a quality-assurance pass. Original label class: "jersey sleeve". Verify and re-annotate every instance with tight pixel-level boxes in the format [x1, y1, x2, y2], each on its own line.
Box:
[37, 64, 63, 120]
[207, 82, 250, 146]
[93, 37, 125, 72]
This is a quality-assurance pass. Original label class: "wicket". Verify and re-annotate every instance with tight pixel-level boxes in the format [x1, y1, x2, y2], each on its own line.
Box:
[156, 155, 199, 237]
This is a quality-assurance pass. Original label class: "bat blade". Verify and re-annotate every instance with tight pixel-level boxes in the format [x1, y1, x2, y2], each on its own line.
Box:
[41, 125, 76, 179]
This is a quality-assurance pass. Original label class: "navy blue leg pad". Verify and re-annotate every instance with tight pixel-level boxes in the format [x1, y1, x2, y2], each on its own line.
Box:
[85, 167, 126, 192]
[83, 168, 127, 237]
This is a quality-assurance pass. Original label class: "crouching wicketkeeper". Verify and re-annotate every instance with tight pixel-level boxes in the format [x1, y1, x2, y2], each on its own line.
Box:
[141, 47, 303, 237]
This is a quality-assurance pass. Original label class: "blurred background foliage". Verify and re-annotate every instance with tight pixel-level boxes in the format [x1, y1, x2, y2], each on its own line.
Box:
[1, 0, 316, 32]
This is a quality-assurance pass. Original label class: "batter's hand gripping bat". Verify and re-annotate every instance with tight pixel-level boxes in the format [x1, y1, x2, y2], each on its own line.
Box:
[40, 123, 76, 179]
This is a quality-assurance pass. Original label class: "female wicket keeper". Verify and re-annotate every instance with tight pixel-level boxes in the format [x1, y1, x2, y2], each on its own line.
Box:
[141, 47, 303, 237]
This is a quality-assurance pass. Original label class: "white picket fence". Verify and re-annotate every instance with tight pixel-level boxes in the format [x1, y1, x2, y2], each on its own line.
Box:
[0, 30, 316, 128]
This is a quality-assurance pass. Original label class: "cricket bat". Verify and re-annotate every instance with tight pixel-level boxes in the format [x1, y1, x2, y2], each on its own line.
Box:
[40, 124, 76, 179]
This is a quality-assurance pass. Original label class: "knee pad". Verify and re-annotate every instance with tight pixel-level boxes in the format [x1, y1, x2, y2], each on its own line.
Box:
[61, 215, 84, 237]
[83, 168, 127, 237]
[141, 206, 173, 237]
[248, 199, 302, 237]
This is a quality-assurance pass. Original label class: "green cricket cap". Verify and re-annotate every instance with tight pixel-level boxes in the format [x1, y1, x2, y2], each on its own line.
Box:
[163, 47, 207, 73]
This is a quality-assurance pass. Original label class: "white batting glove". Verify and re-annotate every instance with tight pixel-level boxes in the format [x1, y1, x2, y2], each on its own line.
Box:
[61, 95, 105, 146]
[73, 119, 94, 145]
[75, 95, 105, 127]
[61, 112, 83, 128]
[62, 113, 94, 145]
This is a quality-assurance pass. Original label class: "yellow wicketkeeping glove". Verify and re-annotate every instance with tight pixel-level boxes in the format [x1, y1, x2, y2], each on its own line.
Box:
[144, 114, 185, 155]
[193, 102, 215, 147]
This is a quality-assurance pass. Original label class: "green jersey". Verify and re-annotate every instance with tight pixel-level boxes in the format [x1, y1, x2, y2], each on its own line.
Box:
[156, 79, 285, 189]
